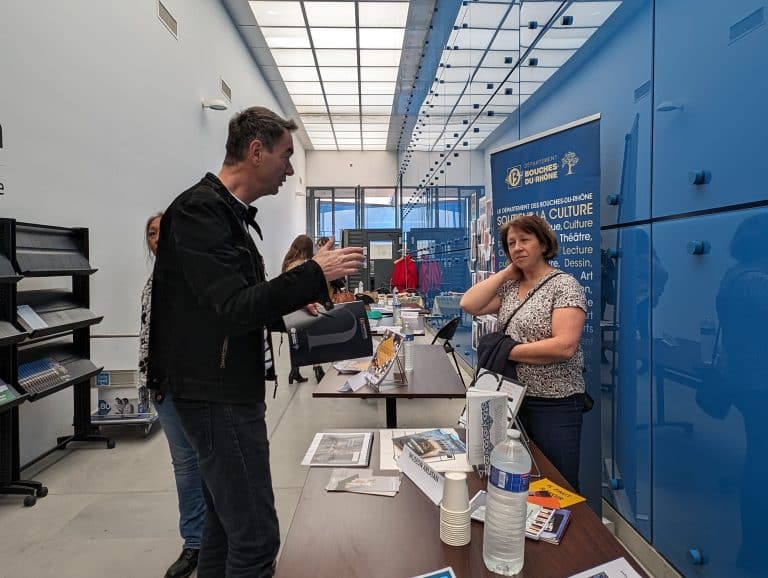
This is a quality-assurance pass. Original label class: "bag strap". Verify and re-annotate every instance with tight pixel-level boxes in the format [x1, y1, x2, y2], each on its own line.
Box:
[502, 271, 563, 333]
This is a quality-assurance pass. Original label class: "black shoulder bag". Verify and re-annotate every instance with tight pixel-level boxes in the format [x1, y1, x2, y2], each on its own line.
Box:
[475, 272, 563, 381]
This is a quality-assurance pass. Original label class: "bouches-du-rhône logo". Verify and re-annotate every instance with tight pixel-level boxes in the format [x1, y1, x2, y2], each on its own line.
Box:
[561, 151, 579, 175]
[505, 165, 522, 188]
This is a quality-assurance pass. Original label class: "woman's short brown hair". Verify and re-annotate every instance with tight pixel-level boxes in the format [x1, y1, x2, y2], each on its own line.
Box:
[499, 215, 559, 260]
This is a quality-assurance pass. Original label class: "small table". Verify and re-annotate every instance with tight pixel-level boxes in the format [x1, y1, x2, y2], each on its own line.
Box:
[275, 432, 649, 578]
[313, 344, 466, 428]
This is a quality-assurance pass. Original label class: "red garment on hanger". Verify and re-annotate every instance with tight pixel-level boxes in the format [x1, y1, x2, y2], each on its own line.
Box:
[391, 255, 418, 291]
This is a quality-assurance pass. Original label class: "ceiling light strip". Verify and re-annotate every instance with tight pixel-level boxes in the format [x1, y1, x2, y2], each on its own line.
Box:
[402, 0, 572, 213]
[300, 0, 337, 150]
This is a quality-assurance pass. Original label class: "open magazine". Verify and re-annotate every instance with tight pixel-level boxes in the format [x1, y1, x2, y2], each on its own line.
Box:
[301, 432, 374, 467]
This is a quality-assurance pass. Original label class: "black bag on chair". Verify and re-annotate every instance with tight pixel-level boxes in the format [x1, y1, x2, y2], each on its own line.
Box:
[475, 273, 563, 383]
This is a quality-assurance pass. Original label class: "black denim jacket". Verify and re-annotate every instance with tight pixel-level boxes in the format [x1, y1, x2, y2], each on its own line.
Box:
[148, 173, 328, 404]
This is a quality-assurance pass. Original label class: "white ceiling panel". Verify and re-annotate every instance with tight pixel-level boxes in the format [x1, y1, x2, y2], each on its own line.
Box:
[360, 67, 399, 82]
[324, 81, 361, 94]
[296, 105, 329, 113]
[248, 1, 304, 27]
[326, 94, 359, 106]
[270, 48, 315, 66]
[361, 82, 396, 95]
[358, 2, 409, 27]
[261, 27, 311, 48]
[440, 49, 487, 67]
[358, 28, 405, 49]
[359, 49, 402, 66]
[305, 2, 356, 27]
[472, 67, 514, 83]
[320, 67, 359, 82]
[315, 49, 358, 66]
[291, 94, 327, 106]
[519, 2, 564, 26]
[525, 48, 577, 67]
[279, 66, 320, 82]
[438, 66, 475, 83]
[311, 27, 357, 48]
[489, 29, 520, 51]
[482, 50, 520, 67]
[284, 81, 323, 94]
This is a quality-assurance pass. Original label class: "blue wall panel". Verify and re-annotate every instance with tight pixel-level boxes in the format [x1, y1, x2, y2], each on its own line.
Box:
[601, 225, 653, 540]
[653, 1, 768, 217]
[651, 208, 768, 576]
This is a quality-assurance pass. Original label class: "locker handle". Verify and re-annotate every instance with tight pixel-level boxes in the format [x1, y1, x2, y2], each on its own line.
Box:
[656, 101, 684, 112]
[688, 549, 705, 565]
[688, 170, 711, 186]
[687, 240, 707, 255]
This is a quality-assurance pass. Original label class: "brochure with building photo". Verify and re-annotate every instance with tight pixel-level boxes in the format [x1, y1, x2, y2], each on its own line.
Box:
[568, 557, 643, 578]
[301, 432, 374, 467]
[391, 428, 466, 460]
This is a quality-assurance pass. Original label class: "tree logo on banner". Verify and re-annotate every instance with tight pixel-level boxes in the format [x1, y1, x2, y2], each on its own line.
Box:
[561, 151, 579, 175]
[505, 165, 522, 188]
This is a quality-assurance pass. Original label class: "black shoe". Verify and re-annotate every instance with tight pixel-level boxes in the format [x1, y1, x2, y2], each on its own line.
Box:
[314, 365, 325, 383]
[288, 368, 308, 384]
[165, 548, 199, 578]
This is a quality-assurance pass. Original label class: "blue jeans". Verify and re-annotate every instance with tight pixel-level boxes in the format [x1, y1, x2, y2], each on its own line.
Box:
[155, 393, 205, 550]
[173, 399, 279, 578]
[517, 394, 584, 491]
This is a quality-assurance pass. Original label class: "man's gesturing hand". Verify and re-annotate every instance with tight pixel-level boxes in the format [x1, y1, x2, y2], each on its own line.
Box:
[312, 238, 365, 281]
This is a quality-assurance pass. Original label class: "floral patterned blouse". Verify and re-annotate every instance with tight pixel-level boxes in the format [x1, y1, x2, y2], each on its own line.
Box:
[496, 270, 587, 398]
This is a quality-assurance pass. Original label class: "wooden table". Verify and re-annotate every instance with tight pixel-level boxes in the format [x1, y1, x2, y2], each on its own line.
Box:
[313, 344, 466, 427]
[275, 433, 649, 578]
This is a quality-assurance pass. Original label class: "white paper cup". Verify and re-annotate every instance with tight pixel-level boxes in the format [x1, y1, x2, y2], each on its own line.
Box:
[440, 519, 471, 546]
[441, 472, 469, 512]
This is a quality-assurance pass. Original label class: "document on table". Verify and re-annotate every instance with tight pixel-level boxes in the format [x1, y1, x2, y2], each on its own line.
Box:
[378, 428, 472, 472]
[568, 557, 643, 578]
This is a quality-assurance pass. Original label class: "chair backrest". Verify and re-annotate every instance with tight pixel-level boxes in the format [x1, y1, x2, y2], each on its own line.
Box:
[432, 316, 461, 344]
[355, 293, 375, 306]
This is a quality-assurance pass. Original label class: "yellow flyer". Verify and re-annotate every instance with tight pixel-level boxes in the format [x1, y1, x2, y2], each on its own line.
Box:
[529, 478, 586, 508]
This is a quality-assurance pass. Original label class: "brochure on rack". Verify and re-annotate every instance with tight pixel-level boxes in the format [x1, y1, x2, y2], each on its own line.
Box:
[337, 329, 404, 393]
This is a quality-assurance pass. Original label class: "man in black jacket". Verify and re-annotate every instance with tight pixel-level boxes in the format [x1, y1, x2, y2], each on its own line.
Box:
[148, 106, 363, 578]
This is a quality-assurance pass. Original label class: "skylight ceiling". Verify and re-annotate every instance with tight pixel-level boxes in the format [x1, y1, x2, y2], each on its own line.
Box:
[248, 1, 410, 151]
[404, 1, 621, 156]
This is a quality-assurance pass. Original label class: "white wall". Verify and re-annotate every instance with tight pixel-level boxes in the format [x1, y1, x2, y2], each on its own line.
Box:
[306, 150, 397, 187]
[0, 0, 305, 463]
[401, 150, 486, 188]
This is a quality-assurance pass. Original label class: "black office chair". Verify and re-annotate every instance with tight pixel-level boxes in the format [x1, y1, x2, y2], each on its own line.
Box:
[431, 316, 465, 387]
[355, 293, 375, 306]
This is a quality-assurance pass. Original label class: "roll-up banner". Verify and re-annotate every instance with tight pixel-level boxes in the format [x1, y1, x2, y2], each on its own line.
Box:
[489, 114, 601, 509]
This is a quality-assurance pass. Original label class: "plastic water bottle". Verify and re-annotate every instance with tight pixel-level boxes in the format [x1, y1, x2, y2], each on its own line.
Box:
[357, 281, 364, 295]
[392, 288, 401, 326]
[483, 429, 531, 575]
[404, 321, 414, 371]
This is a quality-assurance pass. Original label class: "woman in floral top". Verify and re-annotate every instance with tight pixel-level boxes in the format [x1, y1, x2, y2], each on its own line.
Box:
[139, 213, 205, 578]
[461, 215, 587, 489]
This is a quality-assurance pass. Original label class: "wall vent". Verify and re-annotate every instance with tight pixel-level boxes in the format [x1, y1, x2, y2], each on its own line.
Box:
[220, 78, 232, 102]
[730, 7, 764, 44]
[634, 81, 651, 103]
[158, 1, 178, 39]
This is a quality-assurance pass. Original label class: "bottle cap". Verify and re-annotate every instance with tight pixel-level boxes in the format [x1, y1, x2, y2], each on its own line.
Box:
[508, 429, 521, 440]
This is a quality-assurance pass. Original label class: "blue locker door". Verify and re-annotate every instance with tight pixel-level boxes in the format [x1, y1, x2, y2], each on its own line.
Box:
[653, 1, 768, 217]
[652, 208, 768, 576]
[600, 226, 653, 540]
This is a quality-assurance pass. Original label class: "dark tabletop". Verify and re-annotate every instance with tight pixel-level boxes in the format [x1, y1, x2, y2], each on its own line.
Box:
[275, 431, 649, 578]
[313, 344, 466, 399]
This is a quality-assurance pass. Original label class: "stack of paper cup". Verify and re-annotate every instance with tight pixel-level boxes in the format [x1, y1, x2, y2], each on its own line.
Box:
[439, 472, 471, 546]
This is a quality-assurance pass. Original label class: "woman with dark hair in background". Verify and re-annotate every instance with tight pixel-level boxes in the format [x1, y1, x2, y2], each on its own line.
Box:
[281, 234, 323, 383]
[139, 213, 205, 578]
[460, 214, 587, 490]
